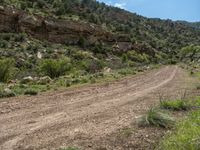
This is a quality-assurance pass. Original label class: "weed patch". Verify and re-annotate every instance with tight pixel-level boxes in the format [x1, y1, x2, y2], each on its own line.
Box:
[160, 100, 191, 111]
[160, 98, 200, 111]
[157, 110, 200, 150]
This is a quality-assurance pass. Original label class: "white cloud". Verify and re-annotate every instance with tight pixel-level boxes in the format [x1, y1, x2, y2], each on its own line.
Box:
[106, 1, 112, 5]
[114, 2, 127, 9]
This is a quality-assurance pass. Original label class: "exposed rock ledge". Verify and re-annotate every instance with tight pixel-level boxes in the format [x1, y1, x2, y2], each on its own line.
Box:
[0, 6, 133, 51]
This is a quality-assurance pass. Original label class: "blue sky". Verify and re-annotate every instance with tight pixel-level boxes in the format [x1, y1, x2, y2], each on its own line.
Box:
[97, 0, 200, 22]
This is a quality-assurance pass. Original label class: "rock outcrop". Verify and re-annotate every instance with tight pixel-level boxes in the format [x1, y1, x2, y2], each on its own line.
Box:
[0, 6, 133, 51]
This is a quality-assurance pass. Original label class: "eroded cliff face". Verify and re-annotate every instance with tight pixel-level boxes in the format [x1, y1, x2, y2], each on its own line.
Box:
[0, 6, 158, 55]
[0, 6, 135, 52]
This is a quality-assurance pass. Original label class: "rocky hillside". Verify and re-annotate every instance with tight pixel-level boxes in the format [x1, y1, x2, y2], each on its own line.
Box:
[0, 0, 200, 88]
[0, 5, 130, 48]
[1, 0, 200, 56]
[178, 21, 200, 29]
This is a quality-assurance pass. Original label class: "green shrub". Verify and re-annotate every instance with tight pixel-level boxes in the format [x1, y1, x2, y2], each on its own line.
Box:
[78, 36, 87, 48]
[160, 100, 191, 111]
[24, 89, 38, 95]
[0, 40, 8, 48]
[196, 84, 200, 90]
[126, 51, 150, 63]
[39, 57, 71, 78]
[0, 33, 11, 41]
[0, 90, 16, 98]
[84, 59, 105, 73]
[192, 97, 200, 109]
[0, 59, 15, 83]
[138, 108, 175, 128]
[14, 33, 25, 42]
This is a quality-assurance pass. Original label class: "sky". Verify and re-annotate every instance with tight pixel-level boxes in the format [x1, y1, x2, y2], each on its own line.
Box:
[97, 0, 200, 22]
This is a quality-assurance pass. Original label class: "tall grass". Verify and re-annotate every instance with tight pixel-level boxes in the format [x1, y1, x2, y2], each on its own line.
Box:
[158, 110, 200, 150]
[0, 59, 15, 82]
[160, 98, 200, 111]
[160, 100, 191, 111]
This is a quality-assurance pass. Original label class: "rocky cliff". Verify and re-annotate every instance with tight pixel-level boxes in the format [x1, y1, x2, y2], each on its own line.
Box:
[0, 6, 134, 52]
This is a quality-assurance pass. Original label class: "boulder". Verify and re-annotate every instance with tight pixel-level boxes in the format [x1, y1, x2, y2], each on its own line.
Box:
[37, 52, 42, 59]
[38, 76, 52, 85]
[104, 67, 111, 73]
[21, 76, 34, 84]
[4, 88, 12, 93]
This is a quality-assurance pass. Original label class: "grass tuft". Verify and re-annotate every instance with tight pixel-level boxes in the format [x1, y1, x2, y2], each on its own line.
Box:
[137, 108, 175, 128]
[24, 89, 38, 95]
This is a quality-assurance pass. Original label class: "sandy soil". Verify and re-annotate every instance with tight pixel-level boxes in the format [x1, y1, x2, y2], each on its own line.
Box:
[0, 66, 196, 150]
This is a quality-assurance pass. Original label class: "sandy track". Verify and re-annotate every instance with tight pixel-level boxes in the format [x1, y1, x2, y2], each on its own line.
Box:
[0, 66, 193, 150]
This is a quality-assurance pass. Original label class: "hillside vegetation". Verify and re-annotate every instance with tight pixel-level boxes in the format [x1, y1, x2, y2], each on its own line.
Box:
[178, 21, 200, 29]
[0, 0, 200, 97]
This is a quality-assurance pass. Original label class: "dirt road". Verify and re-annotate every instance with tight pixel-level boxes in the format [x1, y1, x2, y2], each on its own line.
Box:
[0, 66, 195, 150]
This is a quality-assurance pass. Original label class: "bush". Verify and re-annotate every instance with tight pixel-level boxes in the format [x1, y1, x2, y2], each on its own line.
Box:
[84, 59, 105, 73]
[0, 40, 8, 48]
[24, 89, 38, 95]
[78, 36, 87, 48]
[196, 84, 200, 90]
[0, 89, 16, 98]
[160, 100, 191, 111]
[137, 108, 175, 128]
[0, 59, 15, 83]
[39, 58, 71, 78]
[14, 33, 25, 42]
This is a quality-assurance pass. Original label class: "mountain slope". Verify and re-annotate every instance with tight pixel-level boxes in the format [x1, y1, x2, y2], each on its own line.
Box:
[0, 0, 199, 87]
[178, 21, 200, 29]
[1, 0, 200, 56]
